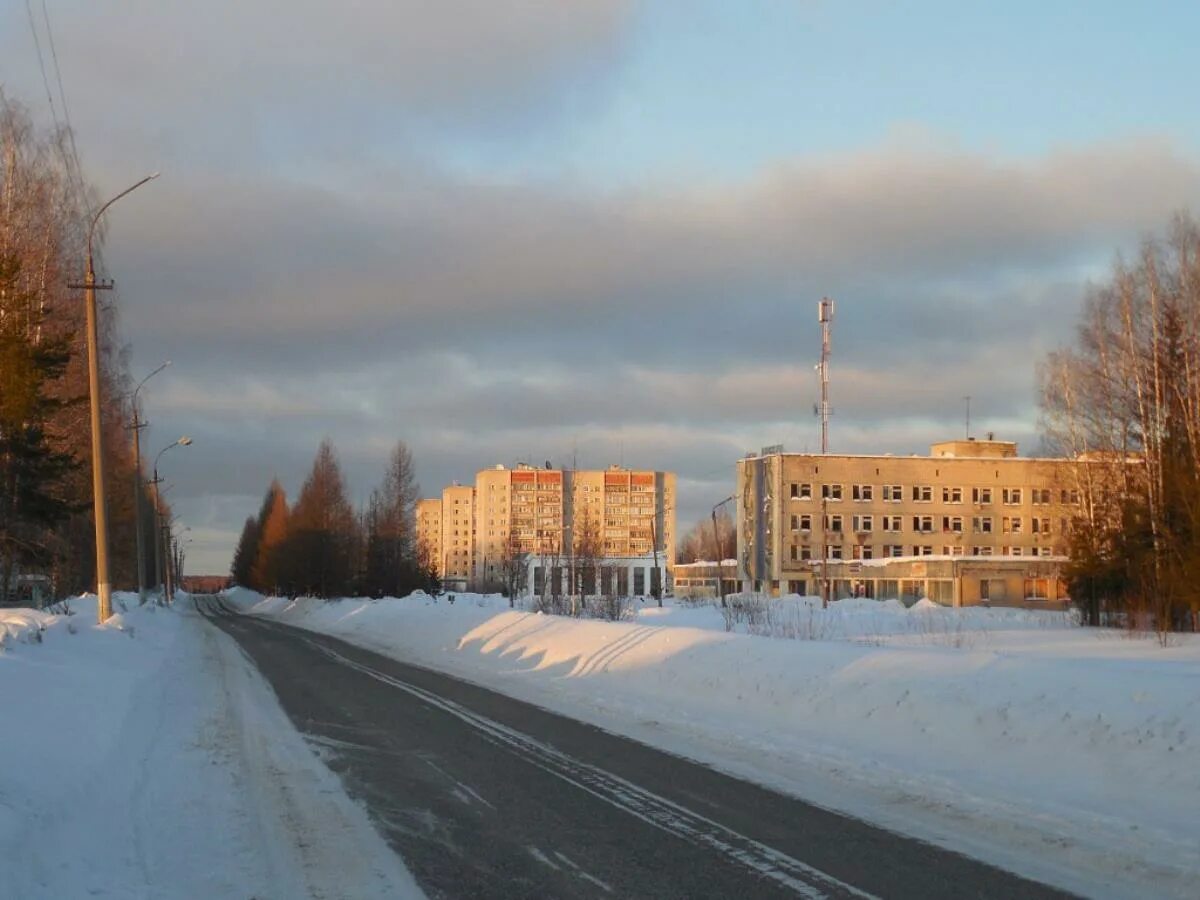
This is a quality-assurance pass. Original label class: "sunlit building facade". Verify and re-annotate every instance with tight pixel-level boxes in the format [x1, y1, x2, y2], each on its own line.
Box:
[737, 438, 1083, 605]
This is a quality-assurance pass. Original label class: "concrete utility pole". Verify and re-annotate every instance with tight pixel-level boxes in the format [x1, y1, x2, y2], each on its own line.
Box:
[151, 437, 191, 601]
[69, 173, 160, 623]
[817, 298, 834, 455]
[129, 361, 170, 605]
[711, 495, 734, 609]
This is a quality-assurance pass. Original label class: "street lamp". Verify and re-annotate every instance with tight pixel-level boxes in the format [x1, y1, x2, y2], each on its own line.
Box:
[711, 496, 734, 609]
[150, 436, 191, 601]
[128, 361, 170, 605]
[71, 172, 160, 622]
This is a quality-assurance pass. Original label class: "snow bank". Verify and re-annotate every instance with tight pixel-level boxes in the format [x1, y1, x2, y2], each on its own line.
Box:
[233, 587, 1200, 898]
[0, 593, 421, 899]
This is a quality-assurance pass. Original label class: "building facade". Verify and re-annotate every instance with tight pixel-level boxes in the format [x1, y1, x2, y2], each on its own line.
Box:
[418, 464, 676, 594]
[416, 498, 442, 577]
[737, 438, 1082, 605]
[439, 484, 475, 591]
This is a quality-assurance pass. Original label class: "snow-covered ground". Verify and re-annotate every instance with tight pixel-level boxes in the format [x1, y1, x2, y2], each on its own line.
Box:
[0, 594, 421, 900]
[232, 588, 1200, 899]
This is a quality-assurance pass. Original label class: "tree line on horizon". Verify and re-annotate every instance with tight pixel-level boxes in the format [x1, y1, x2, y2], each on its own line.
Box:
[1, 96, 165, 602]
[1040, 213, 1200, 635]
[230, 438, 436, 599]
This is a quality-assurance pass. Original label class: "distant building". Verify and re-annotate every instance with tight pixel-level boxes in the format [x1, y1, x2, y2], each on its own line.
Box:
[671, 560, 739, 600]
[736, 437, 1086, 606]
[440, 483, 475, 591]
[419, 463, 676, 593]
[416, 498, 442, 576]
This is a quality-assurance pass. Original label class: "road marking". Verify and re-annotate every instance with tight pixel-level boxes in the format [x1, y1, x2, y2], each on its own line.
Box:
[293, 632, 878, 900]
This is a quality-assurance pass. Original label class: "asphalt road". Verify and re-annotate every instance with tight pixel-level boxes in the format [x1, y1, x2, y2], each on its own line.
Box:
[200, 598, 1073, 900]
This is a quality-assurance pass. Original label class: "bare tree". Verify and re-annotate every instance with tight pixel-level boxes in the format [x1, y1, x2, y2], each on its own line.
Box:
[1040, 214, 1200, 635]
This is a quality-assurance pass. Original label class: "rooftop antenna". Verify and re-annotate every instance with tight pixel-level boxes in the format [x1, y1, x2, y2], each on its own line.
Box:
[963, 395, 971, 439]
[815, 297, 834, 454]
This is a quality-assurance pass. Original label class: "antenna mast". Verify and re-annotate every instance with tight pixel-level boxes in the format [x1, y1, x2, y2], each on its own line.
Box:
[816, 297, 834, 454]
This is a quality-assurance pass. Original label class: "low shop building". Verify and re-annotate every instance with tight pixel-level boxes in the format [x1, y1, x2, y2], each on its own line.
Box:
[671, 561, 740, 600]
[795, 555, 1070, 609]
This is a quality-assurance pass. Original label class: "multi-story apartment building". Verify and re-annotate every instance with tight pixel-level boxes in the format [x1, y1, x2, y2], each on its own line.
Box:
[415, 498, 442, 576]
[737, 438, 1082, 606]
[419, 463, 676, 594]
[439, 483, 475, 591]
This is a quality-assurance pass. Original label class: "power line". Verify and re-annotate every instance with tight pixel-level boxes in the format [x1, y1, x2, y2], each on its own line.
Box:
[24, 0, 89, 225]
[24, 0, 60, 129]
[40, 0, 87, 203]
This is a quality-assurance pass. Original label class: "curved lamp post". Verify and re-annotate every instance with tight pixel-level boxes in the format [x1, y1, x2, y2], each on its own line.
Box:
[74, 173, 160, 622]
[151, 436, 191, 602]
[129, 361, 170, 605]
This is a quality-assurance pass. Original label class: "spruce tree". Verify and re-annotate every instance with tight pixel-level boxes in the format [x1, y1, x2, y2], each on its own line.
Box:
[230, 516, 260, 587]
[286, 440, 355, 597]
[250, 480, 289, 594]
[0, 254, 79, 600]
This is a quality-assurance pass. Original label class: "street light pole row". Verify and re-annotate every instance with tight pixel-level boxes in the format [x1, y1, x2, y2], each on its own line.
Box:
[69, 173, 160, 623]
[151, 437, 192, 604]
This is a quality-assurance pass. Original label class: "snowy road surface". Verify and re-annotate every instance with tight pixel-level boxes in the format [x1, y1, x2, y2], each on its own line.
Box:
[202, 597, 1071, 899]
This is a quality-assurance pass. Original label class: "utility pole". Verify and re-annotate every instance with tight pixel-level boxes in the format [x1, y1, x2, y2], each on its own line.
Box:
[711, 496, 734, 609]
[148, 470, 164, 600]
[128, 361, 170, 605]
[68, 173, 159, 623]
[816, 298, 834, 455]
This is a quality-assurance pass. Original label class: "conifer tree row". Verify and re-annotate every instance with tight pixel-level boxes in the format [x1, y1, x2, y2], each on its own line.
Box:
[230, 438, 435, 598]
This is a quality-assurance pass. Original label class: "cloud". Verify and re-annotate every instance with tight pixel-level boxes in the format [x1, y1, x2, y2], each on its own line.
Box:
[92, 133, 1200, 572]
[1, 1, 633, 167]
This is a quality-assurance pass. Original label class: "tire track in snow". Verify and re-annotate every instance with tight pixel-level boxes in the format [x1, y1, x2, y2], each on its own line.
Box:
[300, 635, 876, 900]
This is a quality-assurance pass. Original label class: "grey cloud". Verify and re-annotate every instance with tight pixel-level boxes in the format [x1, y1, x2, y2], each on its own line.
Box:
[93, 138, 1200, 573]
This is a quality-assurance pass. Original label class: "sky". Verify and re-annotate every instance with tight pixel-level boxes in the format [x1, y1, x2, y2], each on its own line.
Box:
[4, 1, 1200, 575]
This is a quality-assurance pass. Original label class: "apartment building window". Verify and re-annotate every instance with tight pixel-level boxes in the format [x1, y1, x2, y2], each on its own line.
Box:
[791, 482, 813, 500]
[975, 546, 993, 556]
[1032, 488, 1052, 505]
[825, 514, 843, 532]
[972, 487, 993, 504]
[883, 544, 904, 558]
[942, 515, 963, 533]
[800, 545, 813, 560]
[827, 545, 844, 560]
[852, 514, 873, 532]
[852, 544, 874, 560]
[1002, 516, 1023, 534]
[1032, 517, 1051, 534]
[913, 545, 933, 556]
[822, 483, 844, 501]
[1061, 488, 1081, 505]
[790, 515, 799, 531]
[852, 484, 874, 501]
[943, 545, 966, 556]
[973, 516, 993, 533]
[912, 515, 934, 533]
[800, 514, 812, 531]
[790, 545, 799, 561]
[942, 486, 963, 504]
[882, 484, 903, 502]
[882, 515, 902, 532]
[1002, 487, 1023, 505]
[911, 485, 933, 502]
